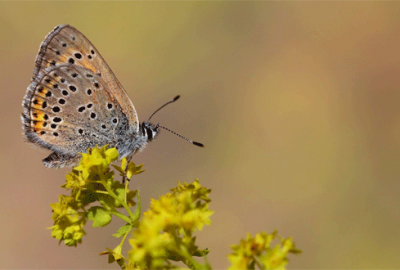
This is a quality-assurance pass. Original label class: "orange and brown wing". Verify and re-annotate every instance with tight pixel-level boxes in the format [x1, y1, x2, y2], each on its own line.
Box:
[32, 24, 138, 132]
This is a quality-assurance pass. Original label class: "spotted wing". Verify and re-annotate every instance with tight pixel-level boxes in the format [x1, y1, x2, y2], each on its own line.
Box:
[32, 24, 138, 132]
[22, 64, 131, 156]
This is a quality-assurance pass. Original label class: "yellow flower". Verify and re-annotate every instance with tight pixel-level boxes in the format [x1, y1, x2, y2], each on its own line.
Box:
[228, 231, 301, 270]
[128, 179, 213, 269]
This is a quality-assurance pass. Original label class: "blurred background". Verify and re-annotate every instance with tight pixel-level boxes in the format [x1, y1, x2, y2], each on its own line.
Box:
[1, 2, 400, 269]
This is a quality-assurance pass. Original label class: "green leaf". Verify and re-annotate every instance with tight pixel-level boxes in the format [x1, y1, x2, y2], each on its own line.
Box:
[87, 206, 112, 227]
[132, 191, 141, 224]
[113, 224, 133, 238]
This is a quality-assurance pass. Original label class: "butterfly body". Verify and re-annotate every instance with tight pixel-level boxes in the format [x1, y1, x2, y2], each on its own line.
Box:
[22, 25, 160, 168]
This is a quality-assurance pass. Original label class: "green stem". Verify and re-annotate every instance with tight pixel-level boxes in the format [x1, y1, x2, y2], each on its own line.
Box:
[178, 244, 206, 270]
[96, 168, 136, 223]
[203, 254, 212, 270]
[109, 211, 132, 224]
[120, 226, 132, 247]
[253, 256, 265, 270]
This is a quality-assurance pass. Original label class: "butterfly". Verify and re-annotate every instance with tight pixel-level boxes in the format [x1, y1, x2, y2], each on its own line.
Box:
[22, 25, 203, 168]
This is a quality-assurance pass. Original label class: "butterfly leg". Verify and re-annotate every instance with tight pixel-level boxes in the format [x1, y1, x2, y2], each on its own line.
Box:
[43, 152, 81, 168]
[122, 155, 133, 183]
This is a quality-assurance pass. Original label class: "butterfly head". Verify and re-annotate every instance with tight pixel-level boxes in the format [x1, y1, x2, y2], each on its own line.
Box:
[140, 122, 160, 142]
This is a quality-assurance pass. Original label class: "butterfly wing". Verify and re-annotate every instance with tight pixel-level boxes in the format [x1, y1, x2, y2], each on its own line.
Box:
[32, 24, 138, 132]
[22, 64, 132, 164]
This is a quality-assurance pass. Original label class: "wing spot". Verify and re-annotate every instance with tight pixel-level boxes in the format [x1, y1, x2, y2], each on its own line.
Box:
[46, 91, 52, 97]
[78, 128, 84, 135]
[90, 112, 96, 119]
[86, 89, 92, 95]
[78, 106, 86, 113]
[74, 53, 82, 59]
[86, 73, 93, 78]
[87, 103, 93, 109]
[52, 84, 58, 89]
[107, 103, 113, 110]
[88, 55, 92, 59]
[45, 78, 51, 83]
[71, 36, 76, 41]
[44, 114, 49, 120]
[101, 124, 106, 129]
[91, 49, 95, 54]
[68, 58, 75, 64]
[112, 118, 118, 124]
[53, 117, 62, 123]
[40, 131, 46, 135]
[60, 78, 66, 83]
[56, 51, 61, 55]
[53, 132, 59, 137]
[72, 73, 78, 78]
[62, 43, 67, 47]
[62, 90, 69, 96]
[69, 85, 77, 92]
[43, 122, 47, 127]
[50, 60, 56, 66]
[51, 124, 57, 129]
[52, 106, 61, 113]
[94, 82, 100, 88]
[38, 87, 44, 93]
[58, 98, 66, 105]
[42, 101, 47, 109]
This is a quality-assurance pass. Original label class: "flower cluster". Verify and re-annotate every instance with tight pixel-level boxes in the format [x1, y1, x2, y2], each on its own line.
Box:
[128, 180, 213, 269]
[47, 146, 301, 269]
[228, 231, 301, 269]
[49, 146, 143, 247]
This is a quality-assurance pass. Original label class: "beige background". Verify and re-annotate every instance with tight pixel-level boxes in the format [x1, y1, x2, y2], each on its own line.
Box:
[1, 2, 400, 269]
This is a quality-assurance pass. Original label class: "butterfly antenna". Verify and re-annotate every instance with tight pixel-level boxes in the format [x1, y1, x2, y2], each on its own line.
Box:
[148, 95, 181, 122]
[157, 125, 204, 148]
